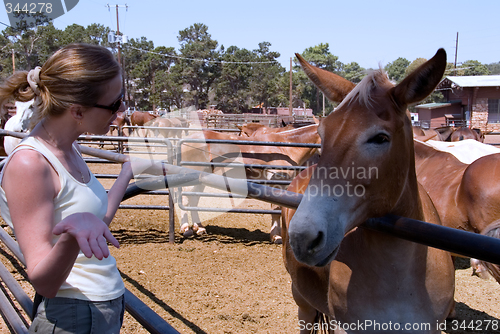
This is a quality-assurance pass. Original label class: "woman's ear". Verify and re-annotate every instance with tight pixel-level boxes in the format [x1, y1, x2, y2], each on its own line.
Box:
[69, 104, 85, 123]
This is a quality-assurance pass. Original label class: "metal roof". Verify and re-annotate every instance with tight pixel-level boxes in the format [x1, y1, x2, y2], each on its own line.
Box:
[443, 75, 500, 88]
[415, 102, 452, 109]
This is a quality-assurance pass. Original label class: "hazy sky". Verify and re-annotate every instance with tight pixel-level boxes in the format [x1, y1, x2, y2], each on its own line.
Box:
[1, 0, 499, 69]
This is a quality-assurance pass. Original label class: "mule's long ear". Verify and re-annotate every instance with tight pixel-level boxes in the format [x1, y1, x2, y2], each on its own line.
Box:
[392, 49, 447, 109]
[296, 53, 356, 103]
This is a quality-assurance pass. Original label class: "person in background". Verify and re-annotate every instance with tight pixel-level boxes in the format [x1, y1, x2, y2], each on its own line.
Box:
[0, 43, 133, 333]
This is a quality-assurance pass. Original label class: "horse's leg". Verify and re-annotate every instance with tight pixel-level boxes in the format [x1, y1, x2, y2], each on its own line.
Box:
[179, 183, 206, 237]
[270, 207, 282, 244]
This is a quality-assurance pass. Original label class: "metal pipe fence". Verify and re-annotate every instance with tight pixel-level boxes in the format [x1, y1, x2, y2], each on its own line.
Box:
[176, 137, 319, 215]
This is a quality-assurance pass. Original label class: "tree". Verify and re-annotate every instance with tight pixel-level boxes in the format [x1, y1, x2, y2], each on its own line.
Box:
[295, 43, 343, 114]
[2, 16, 54, 71]
[215, 46, 255, 113]
[124, 38, 176, 111]
[487, 62, 500, 75]
[405, 58, 427, 77]
[175, 23, 222, 109]
[343, 62, 365, 84]
[460, 60, 490, 76]
[248, 42, 284, 114]
[384, 57, 409, 83]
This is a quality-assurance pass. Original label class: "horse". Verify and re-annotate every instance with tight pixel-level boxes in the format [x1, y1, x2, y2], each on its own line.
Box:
[414, 139, 500, 281]
[420, 139, 499, 164]
[172, 116, 191, 137]
[110, 111, 132, 136]
[450, 126, 484, 142]
[4, 100, 35, 155]
[282, 49, 455, 332]
[130, 111, 158, 126]
[150, 117, 182, 139]
[238, 123, 295, 137]
[413, 125, 455, 142]
[178, 124, 321, 243]
[149, 116, 190, 139]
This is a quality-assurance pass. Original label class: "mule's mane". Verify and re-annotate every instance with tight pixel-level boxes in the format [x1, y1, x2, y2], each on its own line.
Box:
[335, 68, 392, 111]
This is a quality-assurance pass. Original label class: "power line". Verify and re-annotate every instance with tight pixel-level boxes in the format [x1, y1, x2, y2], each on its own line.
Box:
[127, 46, 279, 64]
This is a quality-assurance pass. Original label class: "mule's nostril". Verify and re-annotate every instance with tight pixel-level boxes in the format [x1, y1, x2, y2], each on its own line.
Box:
[308, 231, 324, 255]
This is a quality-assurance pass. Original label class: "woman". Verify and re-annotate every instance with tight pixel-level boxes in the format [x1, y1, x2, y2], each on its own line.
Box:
[0, 44, 133, 333]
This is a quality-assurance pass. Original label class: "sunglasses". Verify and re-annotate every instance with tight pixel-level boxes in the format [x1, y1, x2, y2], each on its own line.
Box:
[94, 94, 124, 114]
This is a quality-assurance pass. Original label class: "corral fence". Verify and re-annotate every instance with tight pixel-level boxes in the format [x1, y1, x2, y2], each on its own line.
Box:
[1, 126, 500, 333]
[0, 127, 318, 333]
[204, 113, 314, 129]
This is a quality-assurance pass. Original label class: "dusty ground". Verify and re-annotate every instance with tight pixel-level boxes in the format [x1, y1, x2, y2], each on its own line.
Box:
[0, 151, 500, 333]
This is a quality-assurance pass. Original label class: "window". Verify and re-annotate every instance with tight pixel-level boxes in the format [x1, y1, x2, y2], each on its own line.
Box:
[488, 99, 500, 123]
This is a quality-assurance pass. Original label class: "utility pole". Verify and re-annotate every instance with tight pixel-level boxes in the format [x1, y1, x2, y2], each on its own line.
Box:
[454, 32, 459, 74]
[289, 57, 293, 117]
[107, 4, 128, 104]
[11, 49, 15, 72]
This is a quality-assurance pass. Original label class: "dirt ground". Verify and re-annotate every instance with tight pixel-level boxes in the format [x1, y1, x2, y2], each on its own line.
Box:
[0, 155, 500, 333]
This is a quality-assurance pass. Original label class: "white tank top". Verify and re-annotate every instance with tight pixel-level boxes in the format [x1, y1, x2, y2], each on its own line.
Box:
[0, 136, 124, 301]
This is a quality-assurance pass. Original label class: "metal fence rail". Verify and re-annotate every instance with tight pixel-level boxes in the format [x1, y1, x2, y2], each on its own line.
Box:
[176, 137, 319, 214]
[0, 195, 181, 334]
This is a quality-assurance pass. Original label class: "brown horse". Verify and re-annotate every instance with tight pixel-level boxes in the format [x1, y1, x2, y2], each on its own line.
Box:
[110, 111, 132, 136]
[414, 140, 500, 281]
[179, 125, 321, 242]
[413, 126, 455, 141]
[450, 126, 484, 142]
[130, 111, 158, 126]
[282, 50, 455, 332]
[238, 123, 294, 137]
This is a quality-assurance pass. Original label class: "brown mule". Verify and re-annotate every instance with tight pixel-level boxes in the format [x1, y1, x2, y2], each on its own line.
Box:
[282, 50, 455, 333]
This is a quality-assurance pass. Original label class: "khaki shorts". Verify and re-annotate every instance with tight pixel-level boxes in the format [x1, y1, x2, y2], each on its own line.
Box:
[29, 295, 124, 334]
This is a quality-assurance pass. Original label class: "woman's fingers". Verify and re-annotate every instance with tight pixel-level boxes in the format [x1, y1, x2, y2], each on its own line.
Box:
[103, 229, 120, 249]
[75, 235, 93, 258]
[53, 213, 119, 259]
[88, 237, 104, 260]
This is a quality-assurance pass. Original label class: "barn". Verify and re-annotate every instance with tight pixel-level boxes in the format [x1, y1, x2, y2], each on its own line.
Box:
[415, 75, 500, 131]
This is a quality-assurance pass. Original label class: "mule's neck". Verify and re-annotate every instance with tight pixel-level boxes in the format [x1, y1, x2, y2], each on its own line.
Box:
[391, 136, 426, 221]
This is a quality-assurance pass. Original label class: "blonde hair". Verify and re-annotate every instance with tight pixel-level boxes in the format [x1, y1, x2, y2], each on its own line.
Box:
[0, 43, 121, 128]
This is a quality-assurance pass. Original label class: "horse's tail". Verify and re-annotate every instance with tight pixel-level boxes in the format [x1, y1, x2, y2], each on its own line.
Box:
[474, 219, 500, 283]
[310, 311, 330, 334]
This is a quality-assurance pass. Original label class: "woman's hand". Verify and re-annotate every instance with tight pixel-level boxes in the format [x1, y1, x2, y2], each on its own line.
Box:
[52, 212, 120, 260]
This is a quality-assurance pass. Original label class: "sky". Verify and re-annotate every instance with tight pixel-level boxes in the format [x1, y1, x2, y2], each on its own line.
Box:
[1, 0, 499, 71]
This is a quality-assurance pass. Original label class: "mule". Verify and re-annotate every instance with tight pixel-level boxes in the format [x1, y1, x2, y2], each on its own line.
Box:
[283, 50, 455, 333]
[179, 125, 321, 242]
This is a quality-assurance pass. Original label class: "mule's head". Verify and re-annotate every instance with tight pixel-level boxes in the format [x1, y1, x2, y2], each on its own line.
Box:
[288, 50, 446, 266]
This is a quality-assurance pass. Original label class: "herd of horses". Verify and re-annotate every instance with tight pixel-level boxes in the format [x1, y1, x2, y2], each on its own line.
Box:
[3, 48, 500, 332]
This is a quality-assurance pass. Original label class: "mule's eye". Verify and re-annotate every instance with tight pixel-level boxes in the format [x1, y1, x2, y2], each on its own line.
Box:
[367, 133, 390, 144]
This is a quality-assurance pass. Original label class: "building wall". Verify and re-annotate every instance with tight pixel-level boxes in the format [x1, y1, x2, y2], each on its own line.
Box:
[416, 104, 461, 128]
[471, 97, 488, 130]
[443, 87, 500, 131]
